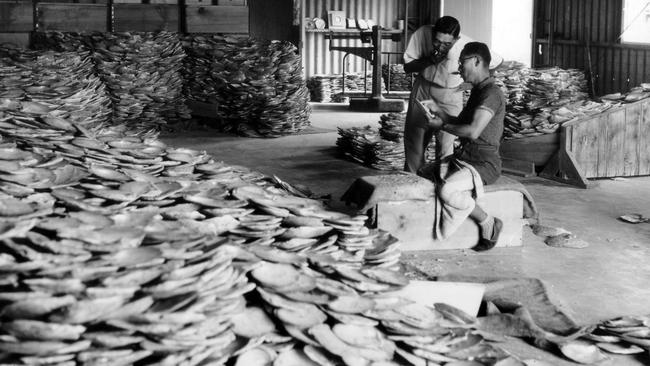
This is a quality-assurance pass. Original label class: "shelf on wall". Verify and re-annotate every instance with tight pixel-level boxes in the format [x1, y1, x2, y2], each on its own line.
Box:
[305, 28, 403, 34]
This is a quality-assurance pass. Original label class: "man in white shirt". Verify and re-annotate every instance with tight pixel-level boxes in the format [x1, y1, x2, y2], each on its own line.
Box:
[403, 16, 463, 174]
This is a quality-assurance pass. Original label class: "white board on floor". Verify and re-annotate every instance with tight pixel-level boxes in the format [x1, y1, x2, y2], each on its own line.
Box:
[392, 281, 485, 316]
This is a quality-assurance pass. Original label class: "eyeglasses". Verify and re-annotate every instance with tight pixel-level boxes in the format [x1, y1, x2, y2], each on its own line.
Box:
[458, 56, 477, 66]
[432, 38, 454, 48]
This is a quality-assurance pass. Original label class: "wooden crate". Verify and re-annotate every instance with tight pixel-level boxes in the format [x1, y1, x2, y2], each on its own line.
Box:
[186, 5, 248, 33]
[36, 3, 108, 32]
[114, 4, 179, 31]
[540, 98, 650, 187]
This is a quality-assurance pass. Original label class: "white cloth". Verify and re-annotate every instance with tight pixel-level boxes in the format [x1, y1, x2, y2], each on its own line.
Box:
[433, 159, 484, 240]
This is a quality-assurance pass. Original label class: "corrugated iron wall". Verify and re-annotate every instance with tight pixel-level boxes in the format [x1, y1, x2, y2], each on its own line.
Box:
[302, 0, 406, 79]
[534, 0, 650, 96]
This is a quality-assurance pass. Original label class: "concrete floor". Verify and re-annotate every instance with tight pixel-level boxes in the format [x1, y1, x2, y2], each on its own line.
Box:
[162, 104, 650, 365]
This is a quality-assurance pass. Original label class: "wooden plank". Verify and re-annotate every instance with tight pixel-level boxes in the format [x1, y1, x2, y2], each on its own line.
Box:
[501, 157, 536, 177]
[595, 46, 605, 96]
[640, 100, 650, 175]
[596, 112, 609, 177]
[40, 0, 107, 2]
[623, 47, 631, 91]
[0, 32, 30, 47]
[186, 0, 216, 4]
[559, 0, 566, 38]
[571, 120, 599, 177]
[150, 0, 179, 3]
[217, 0, 246, 5]
[587, 0, 597, 43]
[634, 49, 645, 88]
[37, 3, 108, 32]
[114, 4, 179, 32]
[597, 0, 607, 42]
[623, 103, 641, 176]
[613, 47, 622, 92]
[605, 47, 615, 94]
[499, 133, 559, 167]
[186, 5, 248, 33]
[0, 1, 33, 32]
[575, 0, 583, 41]
[569, 0, 578, 39]
[605, 108, 626, 177]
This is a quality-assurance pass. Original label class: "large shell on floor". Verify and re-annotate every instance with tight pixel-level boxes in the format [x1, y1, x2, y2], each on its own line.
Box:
[4, 320, 86, 341]
[275, 302, 327, 329]
[328, 296, 375, 314]
[559, 340, 608, 364]
[231, 307, 277, 338]
[251, 262, 302, 289]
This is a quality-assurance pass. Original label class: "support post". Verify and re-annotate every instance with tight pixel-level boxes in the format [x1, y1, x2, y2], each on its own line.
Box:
[539, 126, 591, 188]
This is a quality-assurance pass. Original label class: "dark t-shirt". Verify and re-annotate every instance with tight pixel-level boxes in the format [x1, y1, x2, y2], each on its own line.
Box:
[455, 77, 505, 185]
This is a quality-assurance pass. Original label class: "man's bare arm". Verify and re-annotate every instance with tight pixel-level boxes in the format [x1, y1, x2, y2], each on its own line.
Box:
[439, 108, 494, 140]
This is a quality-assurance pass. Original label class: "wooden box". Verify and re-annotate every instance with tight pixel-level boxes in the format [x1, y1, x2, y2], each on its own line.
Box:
[500, 132, 559, 167]
[565, 99, 650, 178]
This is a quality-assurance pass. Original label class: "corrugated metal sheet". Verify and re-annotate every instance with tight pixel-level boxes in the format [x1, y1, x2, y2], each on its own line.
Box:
[302, 0, 405, 79]
[533, 0, 650, 95]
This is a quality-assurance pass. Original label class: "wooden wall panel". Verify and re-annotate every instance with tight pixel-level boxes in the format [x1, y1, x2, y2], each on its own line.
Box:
[0, 33, 30, 47]
[623, 103, 642, 176]
[0, 1, 33, 32]
[37, 3, 108, 32]
[249, 0, 296, 43]
[185, 5, 249, 33]
[605, 108, 626, 177]
[534, 0, 649, 95]
[595, 114, 608, 177]
[571, 121, 599, 177]
[640, 101, 650, 175]
[114, 4, 180, 32]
